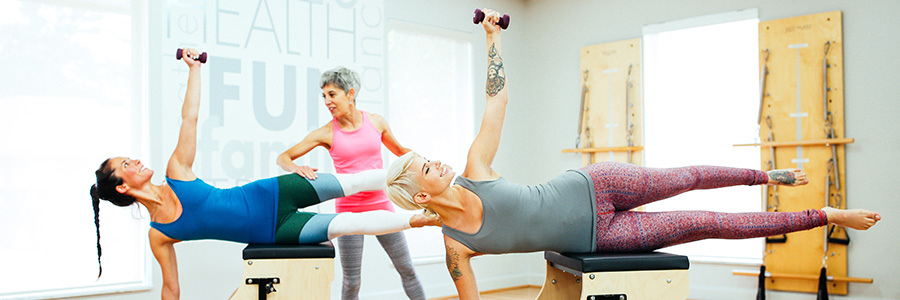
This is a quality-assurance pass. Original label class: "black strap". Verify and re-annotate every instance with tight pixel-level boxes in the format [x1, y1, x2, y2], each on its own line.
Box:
[765, 234, 787, 243]
[827, 225, 850, 245]
[756, 265, 766, 300]
[816, 267, 829, 300]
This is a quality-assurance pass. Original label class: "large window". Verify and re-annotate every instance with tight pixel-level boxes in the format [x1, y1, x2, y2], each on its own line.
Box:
[0, 1, 149, 299]
[642, 9, 762, 262]
[387, 21, 473, 260]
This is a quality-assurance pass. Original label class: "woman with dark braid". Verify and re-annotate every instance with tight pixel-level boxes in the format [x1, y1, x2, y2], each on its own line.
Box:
[384, 9, 881, 300]
[89, 48, 438, 300]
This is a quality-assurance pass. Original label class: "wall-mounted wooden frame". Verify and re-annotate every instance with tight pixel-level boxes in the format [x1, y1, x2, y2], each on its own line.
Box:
[741, 10, 869, 295]
[565, 38, 643, 167]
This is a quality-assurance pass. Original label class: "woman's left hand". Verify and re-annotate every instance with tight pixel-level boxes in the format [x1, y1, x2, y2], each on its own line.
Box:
[480, 8, 503, 34]
[410, 213, 443, 228]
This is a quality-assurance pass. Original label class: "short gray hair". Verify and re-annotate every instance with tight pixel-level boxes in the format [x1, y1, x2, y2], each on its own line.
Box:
[320, 67, 361, 99]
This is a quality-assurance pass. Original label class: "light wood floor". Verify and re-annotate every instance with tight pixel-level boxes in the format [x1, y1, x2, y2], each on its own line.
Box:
[429, 285, 697, 300]
[429, 285, 542, 300]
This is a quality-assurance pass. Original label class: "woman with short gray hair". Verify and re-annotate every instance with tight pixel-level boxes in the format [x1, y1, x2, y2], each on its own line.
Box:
[277, 67, 425, 300]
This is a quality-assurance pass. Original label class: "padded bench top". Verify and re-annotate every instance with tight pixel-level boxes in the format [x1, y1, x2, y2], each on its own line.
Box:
[243, 242, 335, 260]
[545, 251, 689, 273]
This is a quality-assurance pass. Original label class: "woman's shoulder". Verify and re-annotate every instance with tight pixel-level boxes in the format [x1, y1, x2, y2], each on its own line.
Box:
[165, 175, 203, 184]
[364, 112, 390, 129]
[304, 123, 335, 145]
[314, 121, 335, 134]
[460, 167, 501, 182]
[149, 227, 180, 245]
[364, 111, 384, 120]
[165, 159, 197, 181]
[164, 176, 211, 195]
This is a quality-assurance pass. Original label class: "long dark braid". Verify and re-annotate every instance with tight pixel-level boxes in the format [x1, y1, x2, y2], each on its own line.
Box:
[90, 184, 103, 278]
[91, 158, 138, 279]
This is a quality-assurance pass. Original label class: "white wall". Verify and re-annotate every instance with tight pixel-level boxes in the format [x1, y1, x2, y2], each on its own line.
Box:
[68, 1, 542, 300]
[514, 1, 900, 299]
[67, 0, 899, 299]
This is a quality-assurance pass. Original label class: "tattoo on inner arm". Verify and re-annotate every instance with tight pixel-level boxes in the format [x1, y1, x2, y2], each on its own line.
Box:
[486, 43, 506, 97]
[446, 245, 463, 282]
[769, 170, 796, 185]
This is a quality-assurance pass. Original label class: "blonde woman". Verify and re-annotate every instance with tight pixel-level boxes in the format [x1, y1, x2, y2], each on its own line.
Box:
[384, 9, 881, 300]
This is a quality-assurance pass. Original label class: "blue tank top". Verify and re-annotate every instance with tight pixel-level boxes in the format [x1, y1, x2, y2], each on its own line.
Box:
[149, 177, 279, 244]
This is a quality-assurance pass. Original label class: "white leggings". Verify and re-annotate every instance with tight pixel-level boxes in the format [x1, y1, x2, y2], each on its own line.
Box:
[291, 169, 413, 244]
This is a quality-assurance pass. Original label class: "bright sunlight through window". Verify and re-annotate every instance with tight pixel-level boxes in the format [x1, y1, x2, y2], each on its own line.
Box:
[643, 10, 762, 263]
[0, 1, 149, 299]
[387, 21, 473, 260]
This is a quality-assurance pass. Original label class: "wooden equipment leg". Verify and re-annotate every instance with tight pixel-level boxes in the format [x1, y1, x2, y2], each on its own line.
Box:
[229, 258, 334, 300]
[536, 262, 582, 300]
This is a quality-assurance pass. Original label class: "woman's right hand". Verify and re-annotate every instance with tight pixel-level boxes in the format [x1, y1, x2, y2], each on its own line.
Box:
[180, 48, 202, 68]
[288, 165, 319, 179]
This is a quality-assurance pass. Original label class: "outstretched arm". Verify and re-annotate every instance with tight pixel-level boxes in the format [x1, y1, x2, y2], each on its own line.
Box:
[276, 124, 332, 179]
[370, 113, 412, 156]
[166, 48, 202, 181]
[150, 229, 181, 300]
[445, 235, 482, 299]
[464, 9, 507, 180]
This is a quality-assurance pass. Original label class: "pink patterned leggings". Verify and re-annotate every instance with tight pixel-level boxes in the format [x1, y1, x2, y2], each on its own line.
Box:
[581, 162, 827, 252]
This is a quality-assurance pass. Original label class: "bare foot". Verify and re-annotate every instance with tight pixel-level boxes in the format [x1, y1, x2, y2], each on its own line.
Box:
[822, 207, 881, 230]
[766, 169, 808, 186]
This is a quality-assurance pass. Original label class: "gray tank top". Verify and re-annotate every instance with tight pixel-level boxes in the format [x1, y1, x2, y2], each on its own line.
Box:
[442, 169, 596, 254]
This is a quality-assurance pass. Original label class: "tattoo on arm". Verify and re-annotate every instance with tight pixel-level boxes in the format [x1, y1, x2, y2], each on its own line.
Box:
[768, 170, 796, 185]
[445, 245, 463, 282]
[486, 43, 506, 97]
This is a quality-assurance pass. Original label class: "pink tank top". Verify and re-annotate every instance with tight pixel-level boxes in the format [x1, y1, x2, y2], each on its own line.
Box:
[329, 111, 395, 213]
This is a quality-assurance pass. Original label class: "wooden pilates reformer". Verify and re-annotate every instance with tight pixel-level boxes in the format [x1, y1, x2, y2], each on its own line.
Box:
[564, 38, 643, 166]
[731, 270, 872, 284]
[731, 10, 872, 296]
[562, 146, 644, 154]
[733, 138, 853, 148]
[568, 10, 872, 298]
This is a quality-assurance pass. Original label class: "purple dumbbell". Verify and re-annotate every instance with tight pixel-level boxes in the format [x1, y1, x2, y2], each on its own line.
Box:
[473, 9, 510, 30]
[176, 48, 207, 63]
